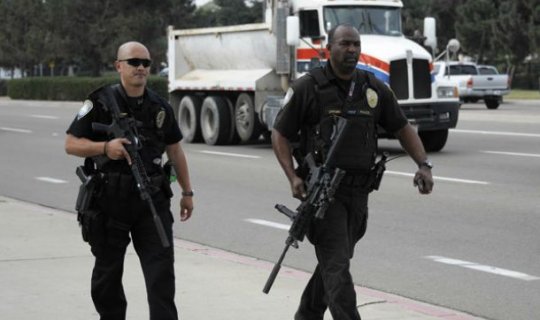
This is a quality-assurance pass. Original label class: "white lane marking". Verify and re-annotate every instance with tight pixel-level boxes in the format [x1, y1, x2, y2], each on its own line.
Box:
[386, 171, 489, 185]
[30, 114, 59, 120]
[200, 150, 260, 159]
[245, 218, 290, 230]
[425, 256, 540, 281]
[482, 151, 540, 158]
[452, 129, 540, 138]
[0, 127, 32, 134]
[35, 177, 68, 184]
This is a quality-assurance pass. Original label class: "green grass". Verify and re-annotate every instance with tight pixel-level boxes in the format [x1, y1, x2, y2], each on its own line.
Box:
[507, 89, 540, 100]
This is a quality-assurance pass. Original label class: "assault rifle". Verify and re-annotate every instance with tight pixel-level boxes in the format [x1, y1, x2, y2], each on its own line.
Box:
[91, 86, 170, 248]
[263, 117, 349, 294]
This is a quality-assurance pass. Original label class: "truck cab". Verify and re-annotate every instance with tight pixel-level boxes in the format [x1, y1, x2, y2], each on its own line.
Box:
[168, 0, 460, 151]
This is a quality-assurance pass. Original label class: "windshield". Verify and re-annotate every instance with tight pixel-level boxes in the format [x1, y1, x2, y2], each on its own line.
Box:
[324, 6, 402, 36]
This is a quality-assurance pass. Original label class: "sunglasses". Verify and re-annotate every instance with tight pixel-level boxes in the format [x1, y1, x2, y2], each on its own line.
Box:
[118, 58, 152, 68]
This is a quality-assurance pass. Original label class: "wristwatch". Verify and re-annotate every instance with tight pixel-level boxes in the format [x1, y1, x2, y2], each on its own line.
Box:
[181, 190, 194, 197]
[419, 160, 433, 169]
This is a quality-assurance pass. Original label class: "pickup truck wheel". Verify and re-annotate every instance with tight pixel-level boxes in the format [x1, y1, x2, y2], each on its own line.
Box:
[178, 95, 202, 143]
[235, 93, 262, 142]
[200, 96, 232, 145]
[485, 98, 500, 109]
[419, 129, 448, 152]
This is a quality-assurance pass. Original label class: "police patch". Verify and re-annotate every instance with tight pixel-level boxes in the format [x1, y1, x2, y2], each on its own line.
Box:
[77, 100, 93, 120]
[282, 87, 294, 108]
[366, 88, 378, 108]
[155, 110, 166, 128]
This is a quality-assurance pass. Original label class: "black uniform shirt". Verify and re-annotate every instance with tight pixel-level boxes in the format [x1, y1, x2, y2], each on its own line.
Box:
[66, 85, 182, 173]
[274, 63, 408, 141]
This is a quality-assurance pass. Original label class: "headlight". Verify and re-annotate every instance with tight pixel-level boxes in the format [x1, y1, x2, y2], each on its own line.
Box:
[437, 86, 458, 98]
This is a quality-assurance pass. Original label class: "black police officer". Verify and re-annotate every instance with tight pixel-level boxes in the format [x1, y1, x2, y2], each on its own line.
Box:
[272, 25, 434, 320]
[65, 41, 194, 320]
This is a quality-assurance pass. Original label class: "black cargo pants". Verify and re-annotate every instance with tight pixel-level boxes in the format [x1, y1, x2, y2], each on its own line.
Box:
[90, 174, 177, 320]
[295, 181, 369, 320]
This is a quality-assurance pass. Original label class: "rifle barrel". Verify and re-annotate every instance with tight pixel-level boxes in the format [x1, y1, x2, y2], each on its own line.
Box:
[263, 238, 292, 294]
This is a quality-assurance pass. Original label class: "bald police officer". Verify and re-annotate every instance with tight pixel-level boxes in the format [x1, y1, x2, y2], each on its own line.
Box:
[272, 25, 434, 320]
[65, 41, 193, 320]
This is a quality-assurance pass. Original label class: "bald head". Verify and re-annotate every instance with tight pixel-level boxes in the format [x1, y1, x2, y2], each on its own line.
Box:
[116, 41, 150, 61]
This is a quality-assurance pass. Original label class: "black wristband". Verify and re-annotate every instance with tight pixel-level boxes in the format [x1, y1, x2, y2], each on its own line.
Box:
[181, 190, 194, 197]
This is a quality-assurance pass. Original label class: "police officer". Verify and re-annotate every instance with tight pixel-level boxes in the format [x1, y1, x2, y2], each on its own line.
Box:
[65, 41, 193, 320]
[272, 25, 434, 320]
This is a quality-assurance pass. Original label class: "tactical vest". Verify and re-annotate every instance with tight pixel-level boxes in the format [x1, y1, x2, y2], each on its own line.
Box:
[90, 85, 168, 175]
[307, 67, 381, 174]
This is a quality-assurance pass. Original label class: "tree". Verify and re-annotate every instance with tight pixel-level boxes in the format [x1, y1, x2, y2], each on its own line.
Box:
[455, 0, 499, 63]
[193, 0, 263, 27]
[0, 0, 48, 76]
[43, 0, 197, 76]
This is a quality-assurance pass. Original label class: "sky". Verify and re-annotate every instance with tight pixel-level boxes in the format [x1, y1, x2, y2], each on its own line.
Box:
[194, 0, 211, 6]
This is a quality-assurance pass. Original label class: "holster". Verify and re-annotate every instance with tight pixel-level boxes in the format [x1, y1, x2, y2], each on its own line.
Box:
[75, 164, 106, 244]
[78, 209, 106, 245]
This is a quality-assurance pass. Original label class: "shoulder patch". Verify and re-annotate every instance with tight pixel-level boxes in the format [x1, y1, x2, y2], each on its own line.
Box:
[77, 100, 94, 120]
[282, 87, 294, 108]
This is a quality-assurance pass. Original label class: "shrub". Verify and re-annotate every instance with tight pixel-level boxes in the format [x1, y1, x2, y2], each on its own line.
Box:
[7, 76, 168, 101]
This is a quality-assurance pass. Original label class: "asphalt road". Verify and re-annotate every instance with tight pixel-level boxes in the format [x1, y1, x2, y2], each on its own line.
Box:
[0, 97, 539, 320]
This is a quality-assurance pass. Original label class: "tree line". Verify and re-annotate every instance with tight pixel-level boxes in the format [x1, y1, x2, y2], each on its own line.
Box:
[1, 0, 538, 87]
[402, 0, 540, 88]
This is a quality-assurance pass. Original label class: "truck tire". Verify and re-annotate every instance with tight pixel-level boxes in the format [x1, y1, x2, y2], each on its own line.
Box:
[485, 98, 500, 109]
[200, 96, 232, 145]
[178, 96, 202, 143]
[235, 93, 262, 142]
[225, 98, 240, 145]
[419, 129, 448, 152]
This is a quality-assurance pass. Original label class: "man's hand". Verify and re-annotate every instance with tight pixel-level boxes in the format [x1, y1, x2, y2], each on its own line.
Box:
[179, 196, 193, 221]
[105, 138, 132, 164]
[413, 167, 434, 194]
[291, 176, 307, 200]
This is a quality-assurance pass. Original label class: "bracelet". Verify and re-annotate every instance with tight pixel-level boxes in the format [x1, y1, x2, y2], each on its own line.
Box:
[103, 141, 108, 156]
[181, 190, 194, 197]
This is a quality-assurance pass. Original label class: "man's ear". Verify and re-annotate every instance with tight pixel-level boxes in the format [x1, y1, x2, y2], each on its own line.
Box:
[114, 61, 121, 73]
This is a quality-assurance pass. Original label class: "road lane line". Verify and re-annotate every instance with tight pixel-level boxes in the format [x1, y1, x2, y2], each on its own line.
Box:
[482, 150, 540, 158]
[0, 127, 32, 134]
[425, 256, 540, 281]
[386, 171, 489, 185]
[200, 150, 260, 159]
[35, 177, 68, 184]
[29, 114, 59, 120]
[451, 129, 540, 138]
[245, 218, 290, 230]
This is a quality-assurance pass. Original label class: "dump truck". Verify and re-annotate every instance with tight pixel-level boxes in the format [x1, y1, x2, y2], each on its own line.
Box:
[167, 0, 460, 151]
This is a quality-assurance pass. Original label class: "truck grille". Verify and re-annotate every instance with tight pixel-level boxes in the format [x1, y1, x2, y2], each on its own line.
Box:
[390, 59, 408, 99]
[389, 59, 432, 100]
[413, 59, 431, 99]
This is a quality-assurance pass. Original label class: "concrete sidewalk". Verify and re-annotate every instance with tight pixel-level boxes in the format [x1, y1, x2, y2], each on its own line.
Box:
[0, 196, 485, 320]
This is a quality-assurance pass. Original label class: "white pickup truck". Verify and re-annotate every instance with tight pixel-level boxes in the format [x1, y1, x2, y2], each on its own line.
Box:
[433, 61, 510, 109]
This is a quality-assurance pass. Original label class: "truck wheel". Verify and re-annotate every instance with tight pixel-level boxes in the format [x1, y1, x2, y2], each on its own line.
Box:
[235, 93, 262, 142]
[178, 96, 202, 143]
[200, 96, 232, 145]
[225, 98, 240, 145]
[419, 129, 448, 152]
[485, 98, 500, 109]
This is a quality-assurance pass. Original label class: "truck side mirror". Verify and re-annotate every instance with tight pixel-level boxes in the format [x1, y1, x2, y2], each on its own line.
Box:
[423, 17, 437, 54]
[286, 16, 300, 47]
